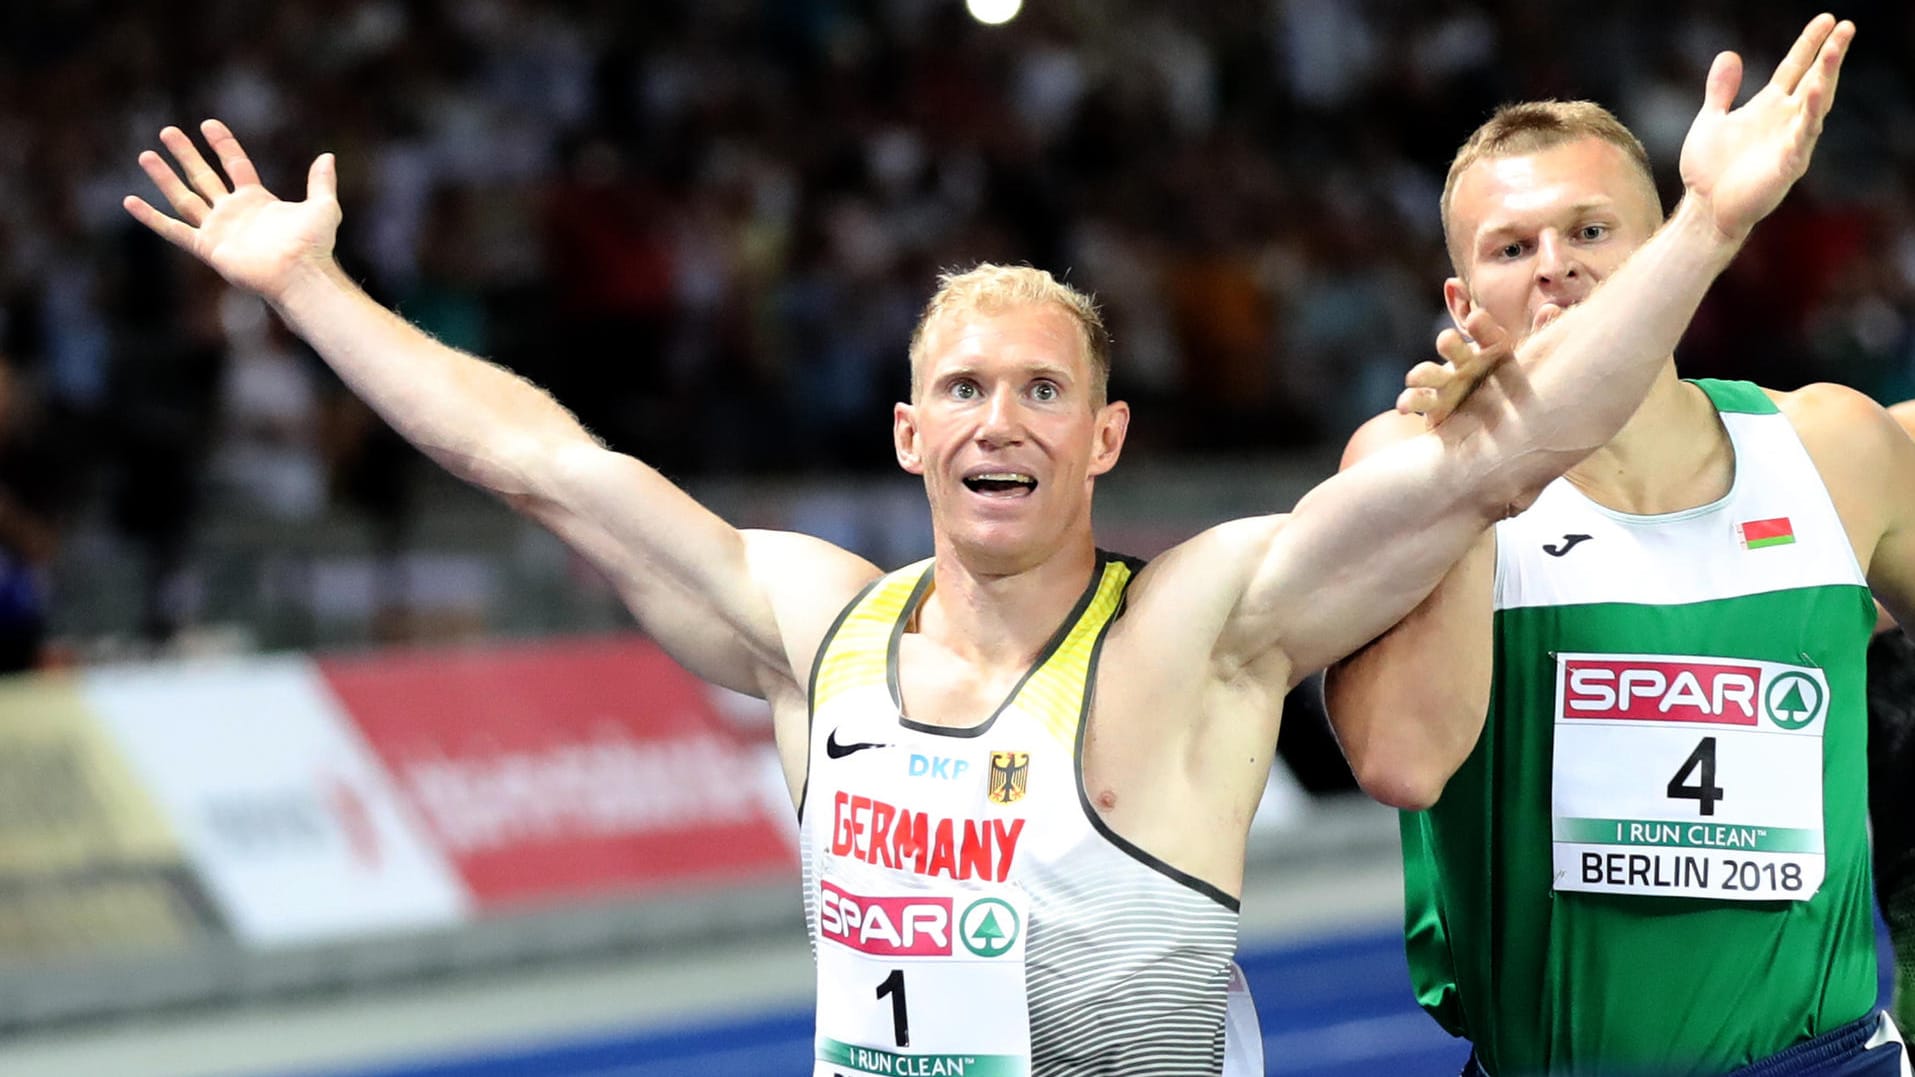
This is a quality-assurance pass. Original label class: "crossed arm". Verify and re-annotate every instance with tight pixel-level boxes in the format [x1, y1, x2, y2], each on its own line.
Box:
[1180, 13, 1854, 697]
[1211, 200, 1735, 687]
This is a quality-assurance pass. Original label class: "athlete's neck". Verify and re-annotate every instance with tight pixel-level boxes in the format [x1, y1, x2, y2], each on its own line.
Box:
[916, 541, 1099, 671]
[1565, 363, 1734, 515]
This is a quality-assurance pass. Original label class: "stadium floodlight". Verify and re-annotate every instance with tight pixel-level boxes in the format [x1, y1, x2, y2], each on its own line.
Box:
[965, 0, 1022, 26]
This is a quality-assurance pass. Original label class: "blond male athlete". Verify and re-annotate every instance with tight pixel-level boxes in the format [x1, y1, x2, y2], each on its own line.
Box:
[1326, 13, 1911, 1077]
[124, 18, 1842, 1070]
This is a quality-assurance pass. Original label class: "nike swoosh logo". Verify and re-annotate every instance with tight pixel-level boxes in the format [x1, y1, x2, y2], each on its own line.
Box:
[826, 728, 890, 759]
[1543, 534, 1594, 557]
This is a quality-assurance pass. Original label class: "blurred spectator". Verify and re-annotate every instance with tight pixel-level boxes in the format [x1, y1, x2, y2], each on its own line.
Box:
[0, 0, 1910, 666]
[0, 354, 69, 672]
[212, 293, 325, 522]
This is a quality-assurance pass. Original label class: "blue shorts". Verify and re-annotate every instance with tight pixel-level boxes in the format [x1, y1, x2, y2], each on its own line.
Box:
[1729, 1012, 1908, 1077]
[1462, 1012, 1909, 1076]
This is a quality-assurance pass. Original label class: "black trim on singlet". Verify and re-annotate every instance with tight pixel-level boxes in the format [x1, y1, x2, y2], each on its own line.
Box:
[887, 551, 1113, 739]
[796, 572, 887, 825]
[1071, 552, 1242, 912]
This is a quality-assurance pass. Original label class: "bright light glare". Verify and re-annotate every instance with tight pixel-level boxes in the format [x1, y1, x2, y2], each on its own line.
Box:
[966, 0, 1023, 26]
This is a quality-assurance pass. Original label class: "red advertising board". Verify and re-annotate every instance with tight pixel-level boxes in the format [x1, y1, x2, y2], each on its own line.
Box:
[319, 636, 796, 910]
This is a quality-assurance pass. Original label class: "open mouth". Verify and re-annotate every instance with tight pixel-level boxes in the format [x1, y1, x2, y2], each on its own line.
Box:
[962, 472, 1039, 498]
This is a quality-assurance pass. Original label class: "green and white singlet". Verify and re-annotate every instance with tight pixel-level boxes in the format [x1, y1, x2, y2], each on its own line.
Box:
[799, 552, 1248, 1077]
[1403, 380, 1879, 1075]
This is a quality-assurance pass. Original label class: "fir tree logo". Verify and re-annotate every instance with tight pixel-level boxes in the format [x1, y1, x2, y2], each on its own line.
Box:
[960, 897, 1020, 957]
[1764, 671, 1824, 730]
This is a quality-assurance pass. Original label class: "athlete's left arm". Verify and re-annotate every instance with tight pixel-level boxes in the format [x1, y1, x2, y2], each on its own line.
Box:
[1782, 385, 1915, 630]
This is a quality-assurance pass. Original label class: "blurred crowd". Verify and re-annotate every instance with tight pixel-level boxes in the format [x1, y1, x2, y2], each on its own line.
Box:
[0, 0, 1913, 659]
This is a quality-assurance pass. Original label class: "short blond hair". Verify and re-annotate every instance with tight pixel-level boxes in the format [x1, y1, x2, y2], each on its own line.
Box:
[908, 264, 1111, 406]
[1441, 101, 1661, 270]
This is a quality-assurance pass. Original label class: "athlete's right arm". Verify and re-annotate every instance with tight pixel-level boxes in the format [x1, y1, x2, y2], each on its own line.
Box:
[1318, 411, 1496, 811]
[124, 120, 880, 700]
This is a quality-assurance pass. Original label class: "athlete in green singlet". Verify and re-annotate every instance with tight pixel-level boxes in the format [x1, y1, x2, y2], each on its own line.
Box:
[1326, 14, 1915, 1077]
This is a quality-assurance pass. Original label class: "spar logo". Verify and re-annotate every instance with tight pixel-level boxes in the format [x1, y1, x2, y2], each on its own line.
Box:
[818, 882, 1022, 959]
[1559, 655, 1829, 730]
[819, 880, 953, 956]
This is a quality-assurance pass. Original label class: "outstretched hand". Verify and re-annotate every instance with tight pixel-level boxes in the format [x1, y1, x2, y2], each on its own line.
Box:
[1397, 310, 1514, 428]
[122, 120, 342, 301]
[1680, 12, 1855, 244]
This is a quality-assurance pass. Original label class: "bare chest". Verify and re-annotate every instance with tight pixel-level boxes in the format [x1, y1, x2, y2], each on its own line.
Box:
[894, 636, 1036, 731]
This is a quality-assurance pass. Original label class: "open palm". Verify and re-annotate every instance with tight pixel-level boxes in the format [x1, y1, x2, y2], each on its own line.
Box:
[1679, 13, 1854, 244]
[123, 119, 342, 300]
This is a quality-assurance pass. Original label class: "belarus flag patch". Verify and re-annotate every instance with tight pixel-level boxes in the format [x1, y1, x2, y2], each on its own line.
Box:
[1737, 516, 1796, 549]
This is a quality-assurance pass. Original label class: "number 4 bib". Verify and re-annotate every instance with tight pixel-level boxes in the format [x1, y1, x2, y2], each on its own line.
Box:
[1550, 653, 1827, 901]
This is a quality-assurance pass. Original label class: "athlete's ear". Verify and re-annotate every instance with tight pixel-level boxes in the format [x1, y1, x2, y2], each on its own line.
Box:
[1089, 400, 1129, 477]
[895, 401, 924, 474]
[1443, 277, 1474, 333]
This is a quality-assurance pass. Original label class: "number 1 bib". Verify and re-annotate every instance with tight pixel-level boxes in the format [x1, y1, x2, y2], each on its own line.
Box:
[813, 876, 1032, 1077]
[1550, 652, 1827, 901]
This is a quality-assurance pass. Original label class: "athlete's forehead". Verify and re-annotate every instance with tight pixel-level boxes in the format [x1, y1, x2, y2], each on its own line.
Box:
[1447, 138, 1658, 259]
[1455, 142, 1634, 218]
[915, 303, 1094, 381]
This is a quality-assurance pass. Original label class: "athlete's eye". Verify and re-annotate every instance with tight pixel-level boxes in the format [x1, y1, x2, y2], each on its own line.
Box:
[951, 380, 979, 400]
[1579, 224, 1609, 242]
[1031, 381, 1059, 402]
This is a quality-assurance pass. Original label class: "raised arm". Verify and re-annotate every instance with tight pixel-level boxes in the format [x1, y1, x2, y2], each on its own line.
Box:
[125, 121, 878, 704]
[1204, 15, 1854, 686]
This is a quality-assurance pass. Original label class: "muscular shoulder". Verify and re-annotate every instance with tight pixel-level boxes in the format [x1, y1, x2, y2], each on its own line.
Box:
[1769, 382, 1910, 487]
[1128, 515, 1285, 622]
[1118, 515, 1288, 668]
[1769, 382, 1915, 561]
[742, 529, 884, 692]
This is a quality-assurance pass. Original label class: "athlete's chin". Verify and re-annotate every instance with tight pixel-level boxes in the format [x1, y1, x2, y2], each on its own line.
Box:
[945, 525, 1054, 576]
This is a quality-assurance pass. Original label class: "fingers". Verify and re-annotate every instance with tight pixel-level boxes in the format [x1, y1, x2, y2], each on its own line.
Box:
[307, 152, 336, 203]
[200, 119, 261, 190]
[158, 125, 230, 206]
[137, 148, 209, 225]
[1460, 309, 1510, 355]
[1395, 386, 1441, 418]
[1407, 357, 1452, 390]
[121, 195, 196, 252]
[1702, 51, 1743, 116]
[1769, 13, 1837, 94]
[1797, 19, 1855, 120]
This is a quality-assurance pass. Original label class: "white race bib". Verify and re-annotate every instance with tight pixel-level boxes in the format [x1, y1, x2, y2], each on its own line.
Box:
[814, 876, 1031, 1077]
[1550, 653, 1826, 901]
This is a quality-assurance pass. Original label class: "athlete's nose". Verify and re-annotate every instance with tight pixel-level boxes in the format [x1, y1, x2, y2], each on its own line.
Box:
[1534, 230, 1583, 288]
[976, 384, 1025, 447]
